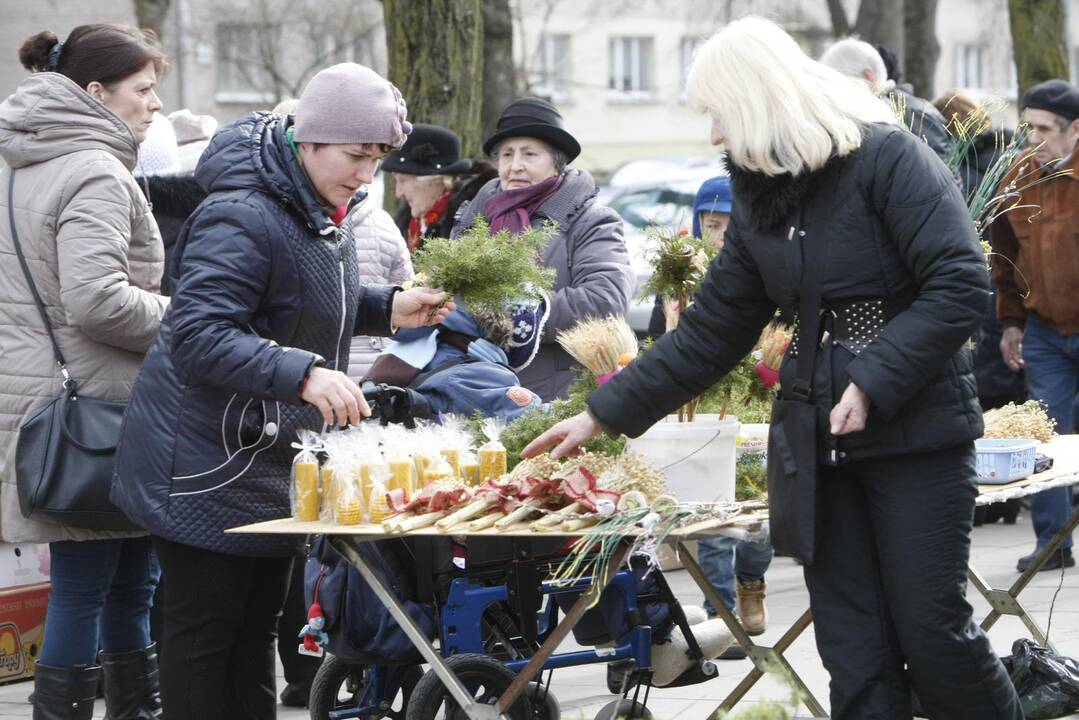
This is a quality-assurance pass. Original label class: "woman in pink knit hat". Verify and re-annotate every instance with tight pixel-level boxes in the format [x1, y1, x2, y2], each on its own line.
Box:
[110, 63, 453, 719]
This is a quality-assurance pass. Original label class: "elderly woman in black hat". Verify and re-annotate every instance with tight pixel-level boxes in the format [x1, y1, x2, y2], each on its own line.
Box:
[386, 123, 496, 252]
[450, 97, 634, 401]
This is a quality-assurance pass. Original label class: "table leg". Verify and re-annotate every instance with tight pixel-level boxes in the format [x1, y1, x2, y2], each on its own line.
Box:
[329, 537, 504, 720]
[676, 542, 828, 718]
[969, 503, 1079, 653]
[496, 543, 631, 714]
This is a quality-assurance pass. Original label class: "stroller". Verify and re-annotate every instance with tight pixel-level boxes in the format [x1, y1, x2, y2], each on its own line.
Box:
[304, 384, 730, 720]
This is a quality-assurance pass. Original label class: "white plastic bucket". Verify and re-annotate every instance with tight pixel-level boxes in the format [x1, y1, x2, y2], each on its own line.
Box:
[626, 414, 739, 502]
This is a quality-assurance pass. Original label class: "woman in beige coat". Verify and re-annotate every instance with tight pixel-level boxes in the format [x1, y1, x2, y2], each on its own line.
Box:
[0, 25, 169, 720]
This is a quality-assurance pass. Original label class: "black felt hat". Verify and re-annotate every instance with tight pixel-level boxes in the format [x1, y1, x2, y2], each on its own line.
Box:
[384, 124, 474, 176]
[482, 97, 581, 161]
[1021, 79, 1079, 122]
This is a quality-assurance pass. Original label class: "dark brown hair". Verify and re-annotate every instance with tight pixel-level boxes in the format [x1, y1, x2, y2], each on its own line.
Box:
[18, 24, 168, 90]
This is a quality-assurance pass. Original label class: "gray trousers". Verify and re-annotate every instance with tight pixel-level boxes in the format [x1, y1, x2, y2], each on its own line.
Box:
[804, 444, 1022, 720]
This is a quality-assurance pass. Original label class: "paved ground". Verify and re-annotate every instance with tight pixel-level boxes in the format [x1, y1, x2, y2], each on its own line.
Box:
[0, 507, 1076, 719]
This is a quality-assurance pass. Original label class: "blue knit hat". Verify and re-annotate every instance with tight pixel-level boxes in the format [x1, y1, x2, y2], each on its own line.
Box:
[692, 175, 732, 239]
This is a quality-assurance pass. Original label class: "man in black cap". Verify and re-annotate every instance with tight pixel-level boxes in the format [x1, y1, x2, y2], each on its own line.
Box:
[991, 78, 1079, 572]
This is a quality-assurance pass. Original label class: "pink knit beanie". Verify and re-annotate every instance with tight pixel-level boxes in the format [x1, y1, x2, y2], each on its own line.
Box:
[294, 63, 412, 148]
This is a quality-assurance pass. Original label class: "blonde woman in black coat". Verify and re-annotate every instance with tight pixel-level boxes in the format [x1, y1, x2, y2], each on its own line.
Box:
[525, 17, 1020, 720]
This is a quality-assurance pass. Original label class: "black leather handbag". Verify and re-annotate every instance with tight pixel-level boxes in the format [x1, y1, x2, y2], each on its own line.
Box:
[7, 170, 139, 531]
[766, 212, 831, 565]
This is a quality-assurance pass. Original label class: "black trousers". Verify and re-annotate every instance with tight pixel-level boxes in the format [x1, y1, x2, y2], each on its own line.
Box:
[152, 536, 293, 720]
[804, 445, 1022, 720]
[276, 557, 321, 686]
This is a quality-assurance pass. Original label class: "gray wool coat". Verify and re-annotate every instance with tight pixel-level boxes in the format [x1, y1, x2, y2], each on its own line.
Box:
[451, 169, 633, 401]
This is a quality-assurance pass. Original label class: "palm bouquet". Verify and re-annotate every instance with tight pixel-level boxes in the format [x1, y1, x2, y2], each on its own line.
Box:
[410, 217, 557, 318]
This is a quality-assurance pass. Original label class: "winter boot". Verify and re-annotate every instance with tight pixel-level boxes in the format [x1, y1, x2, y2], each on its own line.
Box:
[30, 664, 99, 720]
[100, 644, 162, 719]
[736, 578, 768, 636]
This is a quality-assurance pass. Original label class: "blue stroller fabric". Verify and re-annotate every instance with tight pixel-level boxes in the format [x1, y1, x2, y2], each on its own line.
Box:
[304, 537, 438, 665]
[374, 305, 543, 422]
[556, 558, 674, 646]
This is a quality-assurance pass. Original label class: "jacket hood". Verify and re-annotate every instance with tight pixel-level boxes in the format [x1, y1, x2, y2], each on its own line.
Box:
[0, 72, 137, 170]
[195, 112, 336, 235]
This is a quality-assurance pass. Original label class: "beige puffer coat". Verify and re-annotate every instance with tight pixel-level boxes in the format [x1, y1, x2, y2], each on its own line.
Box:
[0, 73, 168, 542]
[346, 200, 413, 382]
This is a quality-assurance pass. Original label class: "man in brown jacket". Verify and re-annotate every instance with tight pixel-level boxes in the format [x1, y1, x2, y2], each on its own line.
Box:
[991, 78, 1079, 573]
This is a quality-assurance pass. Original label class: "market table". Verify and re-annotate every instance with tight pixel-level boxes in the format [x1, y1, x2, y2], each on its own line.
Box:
[969, 434, 1079, 652]
[229, 506, 768, 720]
[690, 433, 1079, 718]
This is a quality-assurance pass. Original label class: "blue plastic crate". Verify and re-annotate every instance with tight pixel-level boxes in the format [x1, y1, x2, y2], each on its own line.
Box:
[974, 438, 1039, 483]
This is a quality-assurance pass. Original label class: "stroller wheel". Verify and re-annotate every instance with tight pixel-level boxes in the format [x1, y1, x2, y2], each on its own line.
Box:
[594, 699, 653, 720]
[309, 655, 420, 720]
[406, 654, 531, 720]
[526, 681, 559, 720]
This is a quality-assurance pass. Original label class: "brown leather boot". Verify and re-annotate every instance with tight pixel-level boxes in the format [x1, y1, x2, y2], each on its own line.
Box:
[736, 578, 767, 636]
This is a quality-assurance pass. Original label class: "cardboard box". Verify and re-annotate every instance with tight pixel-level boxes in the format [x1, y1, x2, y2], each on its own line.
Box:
[0, 543, 50, 589]
[0, 582, 49, 683]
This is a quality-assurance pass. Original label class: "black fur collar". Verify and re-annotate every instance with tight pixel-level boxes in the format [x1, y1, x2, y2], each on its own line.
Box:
[726, 161, 813, 232]
[726, 154, 846, 232]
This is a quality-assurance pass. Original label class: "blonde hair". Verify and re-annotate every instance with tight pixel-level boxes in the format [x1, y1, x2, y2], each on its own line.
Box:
[686, 16, 897, 176]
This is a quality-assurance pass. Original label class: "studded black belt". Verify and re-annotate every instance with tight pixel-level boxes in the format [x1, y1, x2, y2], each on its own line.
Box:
[788, 296, 911, 357]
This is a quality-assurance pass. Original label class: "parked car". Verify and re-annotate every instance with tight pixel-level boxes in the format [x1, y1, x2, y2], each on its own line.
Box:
[601, 168, 725, 334]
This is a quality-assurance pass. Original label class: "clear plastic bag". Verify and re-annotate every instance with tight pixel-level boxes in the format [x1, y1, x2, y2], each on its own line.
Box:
[478, 417, 507, 483]
[290, 430, 322, 521]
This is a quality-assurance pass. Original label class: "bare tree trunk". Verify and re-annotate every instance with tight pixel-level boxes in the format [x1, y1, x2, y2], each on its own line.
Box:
[481, 0, 515, 144]
[853, 0, 903, 52]
[384, 0, 484, 209]
[825, 0, 852, 36]
[902, 0, 939, 97]
[134, 0, 171, 39]
[1008, 0, 1069, 100]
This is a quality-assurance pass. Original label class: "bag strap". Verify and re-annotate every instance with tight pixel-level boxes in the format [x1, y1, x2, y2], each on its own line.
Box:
[787, 178, 835, 403]
[6, 169, 76, 394]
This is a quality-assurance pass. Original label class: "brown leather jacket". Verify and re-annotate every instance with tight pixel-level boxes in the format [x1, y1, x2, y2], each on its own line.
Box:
[990, 147, 1079, 334]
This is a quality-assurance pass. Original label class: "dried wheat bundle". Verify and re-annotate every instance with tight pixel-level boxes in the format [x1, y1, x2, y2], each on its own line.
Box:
[983, 400, 1056, 443]
[556, 316, 638, 377]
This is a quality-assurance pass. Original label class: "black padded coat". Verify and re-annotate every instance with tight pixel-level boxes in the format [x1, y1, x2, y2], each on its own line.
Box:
[588, 122, 987, 463]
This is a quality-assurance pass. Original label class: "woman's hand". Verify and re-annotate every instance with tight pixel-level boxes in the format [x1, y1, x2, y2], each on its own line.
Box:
[300, 367, 371, 426]
[391, 287, 456, 328]
[521, 411, 603, 460]
[829, 382, 870, 436]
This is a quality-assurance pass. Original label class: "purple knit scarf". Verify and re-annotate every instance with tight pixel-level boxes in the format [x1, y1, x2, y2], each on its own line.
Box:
[483, 175, 564, 234]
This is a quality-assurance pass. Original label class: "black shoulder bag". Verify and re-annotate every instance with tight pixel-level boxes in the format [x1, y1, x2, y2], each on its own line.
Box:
[766, 215, 831, 565]
[8, 170, 139, 531]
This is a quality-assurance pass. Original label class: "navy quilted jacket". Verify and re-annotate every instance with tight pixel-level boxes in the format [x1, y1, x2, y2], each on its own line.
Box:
[111, 112, 396, 557]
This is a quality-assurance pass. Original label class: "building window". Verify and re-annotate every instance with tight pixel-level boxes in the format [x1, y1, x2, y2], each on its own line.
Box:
[315, 31, 379, 70]
[608, 36, 655, 99]
[680, 36, 704, 91]
[536, 33, 572, 102]
[216, 23, 277, 102]
[955, 44, 986, 91]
